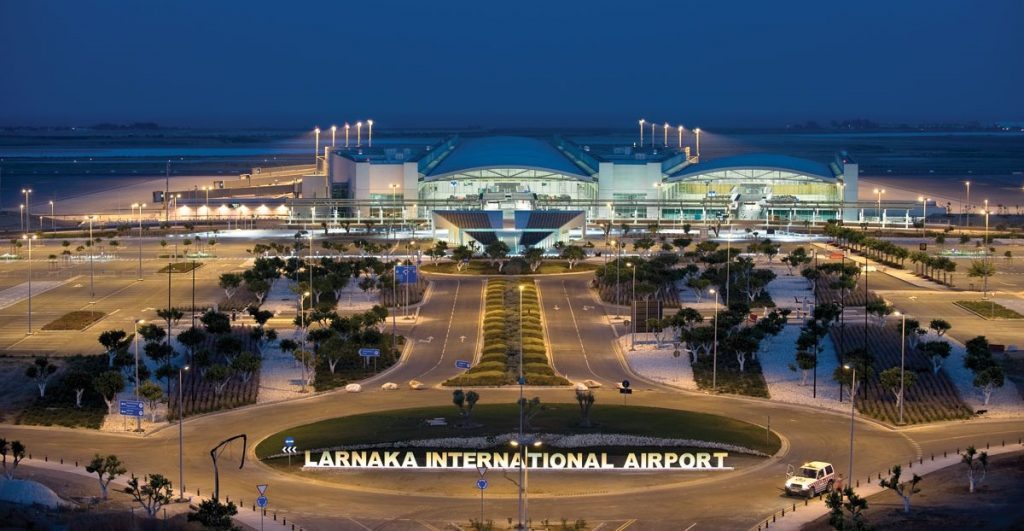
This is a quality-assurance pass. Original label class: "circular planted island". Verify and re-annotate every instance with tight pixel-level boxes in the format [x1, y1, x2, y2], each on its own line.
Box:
[255, 404, 781, 497]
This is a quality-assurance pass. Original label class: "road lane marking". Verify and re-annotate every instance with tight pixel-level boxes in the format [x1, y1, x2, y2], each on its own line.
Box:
[683, 523, 696, 531]
[559, 280, 599, 381]
[427, 280, 461, 374]
[614, 519, 637, 531]
[345, 517, 373, 530]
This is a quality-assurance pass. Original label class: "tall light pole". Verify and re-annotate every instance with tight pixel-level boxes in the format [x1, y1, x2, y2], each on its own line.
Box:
[964, 181, 971, 227]
[133, 319, 145, 431]
[677, 125, 684, 149]
[178, 364, 190, 501]
[23, 234, 36, 334]
[873, 188, 886, 227]
[638, 119, 645, 147]
[984, 203, 991, 298]
[19, 204, 24, 232]
[918, 196, 928, 235]
[844, 364, 857, 483]
[48, 200, 54, 233]
[330, 125, 337, 147]
[663, 122, 669, 147]
[313, 127, 321, 170]
[894, 311, 907, 424]
[627, 262, 636, 351]
[710, 288, 719, 392]
[516, 283, 526, 529]
[367, 119, 374, 147]
[356, 121, 363, 147]
[511, 437, 542, 529]
[87, 215, 96, 303]
[838, 182, 846, 224]
[344, 123, 350, 147]
[132, 203, 146, 281]
[650, 123, 656, 148]
[22, 188, 31, 232]
[299, 291, 310, 391]
[694, 128, 702, 158]
[613, 240, 621, 319]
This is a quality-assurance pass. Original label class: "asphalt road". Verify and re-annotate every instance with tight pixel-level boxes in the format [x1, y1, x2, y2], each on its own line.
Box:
[0, 236, 1022, 529]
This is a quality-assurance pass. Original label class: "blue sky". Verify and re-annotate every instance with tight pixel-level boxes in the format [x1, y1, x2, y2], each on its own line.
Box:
[1, 0, 1021, 128]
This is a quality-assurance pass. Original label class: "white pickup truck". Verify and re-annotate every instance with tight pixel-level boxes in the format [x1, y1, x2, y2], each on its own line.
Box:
[785, 461, 836, 498]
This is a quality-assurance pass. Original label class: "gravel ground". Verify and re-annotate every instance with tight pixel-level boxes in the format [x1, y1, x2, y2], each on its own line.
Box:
[619, 333, 698, 391]
[257, 328, 307, 403]
[760, 324, 848, 413]
[933, 332, 1023, 418]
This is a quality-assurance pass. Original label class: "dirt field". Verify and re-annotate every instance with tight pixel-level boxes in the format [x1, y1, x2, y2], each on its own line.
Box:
[804, 451, 1024, 530]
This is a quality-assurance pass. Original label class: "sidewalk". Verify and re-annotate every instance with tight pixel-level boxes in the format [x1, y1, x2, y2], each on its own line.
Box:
[811, 243, 948, 291]
[755, 442, 1024, 530]
[14, 457, 298, 530]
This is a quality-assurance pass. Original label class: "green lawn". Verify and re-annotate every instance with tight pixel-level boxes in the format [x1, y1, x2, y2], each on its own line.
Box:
[255, 403, 780, 460]
[954, 300, 1024, 319]
[424, 260, 598, 275]
[41, 310, 106, 331]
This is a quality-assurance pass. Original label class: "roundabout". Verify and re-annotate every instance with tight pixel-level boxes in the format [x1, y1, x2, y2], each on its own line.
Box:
[254, 403, 780, 498]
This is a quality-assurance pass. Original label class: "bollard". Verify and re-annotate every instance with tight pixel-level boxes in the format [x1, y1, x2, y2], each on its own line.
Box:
[931, 454, 934, 461]
[878, 473, 881, 480]
[283, 518, 286, 525]
[197, 488, 201, 496]
[292, 525, 295, 531]
[45, 455, 48, 462]
[986, 442, 990, 449]
[252, 504, 255, 512]
[274, 513, 277, 521]
[805, 498, 808, 506]
[919, 457, 923, 465]
[1002, 440, 1005, 447]
[856, 479, 860, 488]
[792, 504, 796, 512]
[909, 460, 913, 468]
[75, 460, 78, 467]
[782, 508, 785, 516]
[60, 458, 63, 465]
[773, 514, 776, 523]
[956, 447, 960, 454]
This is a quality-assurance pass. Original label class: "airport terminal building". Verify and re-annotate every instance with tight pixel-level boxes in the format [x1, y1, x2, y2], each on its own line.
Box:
[303, 134, 862, 248]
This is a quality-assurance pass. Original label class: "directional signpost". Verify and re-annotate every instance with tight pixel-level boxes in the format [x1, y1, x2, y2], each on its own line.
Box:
[283, 436, 296, 466]
[256, 484, 268, 531]
[476, 466, 488, 523]
[619, 379, 632, 406]
[395, 265, 417, 321]
[455, 359, 471, 370]
[358, 349, 378, 370]
[119, 400, 143, 431]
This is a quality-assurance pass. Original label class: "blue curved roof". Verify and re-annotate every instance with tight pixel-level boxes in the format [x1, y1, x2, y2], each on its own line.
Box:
[667, 154, 837, 181]
[424, 136, 592, 180]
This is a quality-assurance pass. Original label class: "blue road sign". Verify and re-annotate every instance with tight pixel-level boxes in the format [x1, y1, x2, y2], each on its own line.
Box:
[119, 400, 144, 417]
[284, 437, 294, 446]
[451, 180, 458, 188]
[396, 265, 417, 284]
[476, 479, 488, 490]
[256, 495, 268, 508]
[455, 360, 471, 370]
[358, 348, 381, 358]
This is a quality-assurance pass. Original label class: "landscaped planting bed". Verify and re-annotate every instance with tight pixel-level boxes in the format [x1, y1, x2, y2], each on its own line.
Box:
[41, 310, 105, 331]
[445, 279, 568, 386]
[954, 300, 1024, 319]
[690, 349, 770, 398]
[833, 323, 973, 424]
[158, 261, 202, 273]
[814, 277, 881, 307]
[16, 355, 108, 429]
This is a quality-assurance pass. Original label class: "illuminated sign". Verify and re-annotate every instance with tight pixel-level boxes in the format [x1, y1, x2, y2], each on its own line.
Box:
[303, 450, 731, 470]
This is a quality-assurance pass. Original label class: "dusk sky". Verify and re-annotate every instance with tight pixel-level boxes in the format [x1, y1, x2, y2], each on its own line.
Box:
[1, 0, 1022, 128]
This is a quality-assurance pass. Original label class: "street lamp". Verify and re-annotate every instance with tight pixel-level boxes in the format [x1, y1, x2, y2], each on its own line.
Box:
[132, 203, 146, 281]
[843, 364, 857, 483]
[299, 291, 311, 391]
[367, 119, 374, 147]
[964, 181, 971, 227]
[650, 122, 656, 148]
[677, 125, 684, 149]
[709, 288, 719, 392]
[86, 215, 96, 303]
[330, 125, 337, 147]
[344, 123, 351, 147]
[694, 128, 702, 158]
[356, 121, 363, 147]
[22, 188, 31, 232]
[873, 188, 886, 226]
[663, 122, 669, 147]
[133, 319, 145, 431]
[838, 182, 846, 224]
[638, 119, 645, 147]
[918, 196, 929, 235]
[178, 364, 190, 501]
[627, 262, 636, 350]
[23, 234, 36, 334]
[19, 204, 24, 232]
[893, 311, 907, 424]
[48, 200, 54, 233]
[511, 436, 543, 529]
[313, 127, 321, 170]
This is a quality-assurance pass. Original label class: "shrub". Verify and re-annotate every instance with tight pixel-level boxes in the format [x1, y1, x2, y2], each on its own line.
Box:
[443, 371, 509, 387]
[524, 373, 570, 386]
[524, 363, 555, 376]
[469, 361, 506, 373]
